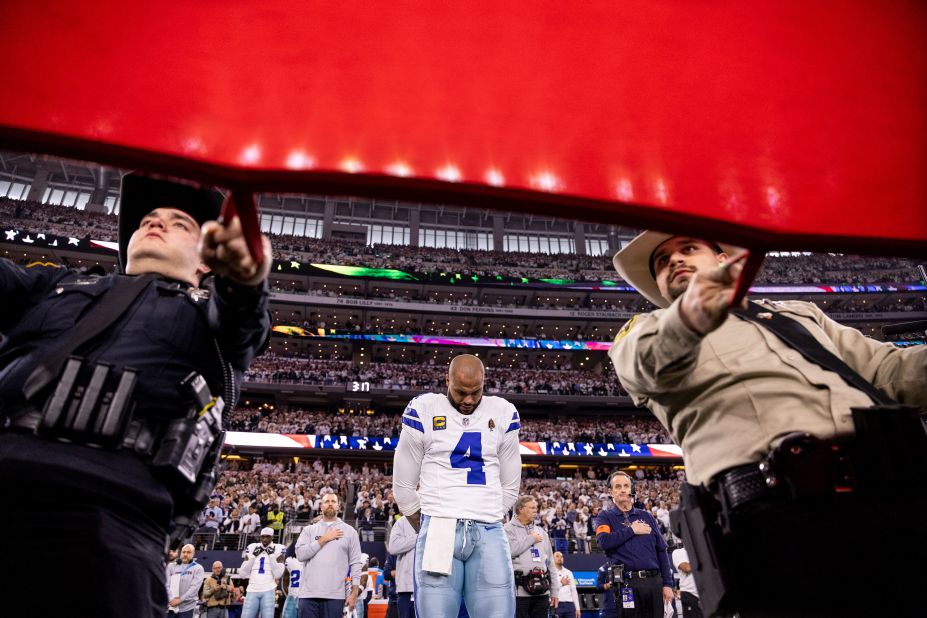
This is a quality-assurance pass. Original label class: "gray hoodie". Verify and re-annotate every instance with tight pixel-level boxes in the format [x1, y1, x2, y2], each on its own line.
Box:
[504, 519, 561, 599]
[295, 517, 363, 600]
[386, 516, 417, 594]
[165, 560, 205, 613]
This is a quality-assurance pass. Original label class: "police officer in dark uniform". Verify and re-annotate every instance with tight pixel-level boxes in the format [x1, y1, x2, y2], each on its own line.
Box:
[594, 471, 673, 618]
[595, 559, 621, 618]
[0, 173, 272, 617]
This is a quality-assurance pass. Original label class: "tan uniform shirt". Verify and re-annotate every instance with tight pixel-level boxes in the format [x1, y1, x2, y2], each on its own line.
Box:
[609, 298, 927, 485]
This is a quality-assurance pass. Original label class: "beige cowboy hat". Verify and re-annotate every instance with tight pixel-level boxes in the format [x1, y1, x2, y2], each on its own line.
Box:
[612, 231, 742, 308]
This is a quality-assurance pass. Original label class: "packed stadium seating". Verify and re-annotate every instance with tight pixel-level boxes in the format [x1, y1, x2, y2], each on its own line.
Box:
[3, 196, 922, 284]
[225, 406, 673, 444]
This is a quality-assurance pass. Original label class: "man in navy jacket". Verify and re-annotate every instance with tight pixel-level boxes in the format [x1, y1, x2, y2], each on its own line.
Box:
[594, 471, 673, 618]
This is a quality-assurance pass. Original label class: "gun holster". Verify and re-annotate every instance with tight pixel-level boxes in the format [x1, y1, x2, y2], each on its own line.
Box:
[670, 483, 734, 617]
[154, 373, 227, 550]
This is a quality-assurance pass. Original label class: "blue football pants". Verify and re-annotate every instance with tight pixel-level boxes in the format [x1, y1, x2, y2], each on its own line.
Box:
[413, 515, 515, 618]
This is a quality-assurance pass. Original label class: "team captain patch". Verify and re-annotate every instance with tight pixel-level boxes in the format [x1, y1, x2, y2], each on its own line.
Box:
[433, 416, 446, 430]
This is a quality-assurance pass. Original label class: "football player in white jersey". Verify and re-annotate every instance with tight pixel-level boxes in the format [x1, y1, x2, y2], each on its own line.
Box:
[281, 542, 302, 618]
[240, 527, 285, 618]
[392, 354, 521, 618]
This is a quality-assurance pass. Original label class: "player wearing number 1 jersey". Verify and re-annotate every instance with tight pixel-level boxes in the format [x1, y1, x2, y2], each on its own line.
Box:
[392, 354, 521, 618]
[241, 528, 285, 618]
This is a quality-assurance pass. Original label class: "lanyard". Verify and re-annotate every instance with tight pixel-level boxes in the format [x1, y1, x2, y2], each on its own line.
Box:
[180, 561, 199, 576]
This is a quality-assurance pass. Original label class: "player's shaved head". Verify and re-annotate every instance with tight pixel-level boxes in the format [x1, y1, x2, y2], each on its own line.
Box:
[448, 354, 484, 380]
[447, 354, 484, 415]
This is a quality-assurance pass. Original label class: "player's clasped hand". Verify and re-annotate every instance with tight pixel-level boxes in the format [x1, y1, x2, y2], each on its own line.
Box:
[680, 250, 749, 335]
[630, 520, 652, 535]
[199, 215, 272, 287]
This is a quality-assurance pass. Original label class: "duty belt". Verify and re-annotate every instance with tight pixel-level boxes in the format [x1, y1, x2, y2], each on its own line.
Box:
[624, 569, 660, 579]
[3, 408, 162, 457]
[713, 432, 858, 516]
[715, 464, 772, 512]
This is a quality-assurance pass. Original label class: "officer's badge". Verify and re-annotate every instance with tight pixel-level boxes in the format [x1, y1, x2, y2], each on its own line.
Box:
[488, 418, 495, 431]
[433, 416, 446, 431]
[614, 315, 640, 343]
[188, 287, 210, 303]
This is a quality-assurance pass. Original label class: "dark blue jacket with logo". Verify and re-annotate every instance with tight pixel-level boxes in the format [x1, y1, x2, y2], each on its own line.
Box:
[594, 505, 674, 588]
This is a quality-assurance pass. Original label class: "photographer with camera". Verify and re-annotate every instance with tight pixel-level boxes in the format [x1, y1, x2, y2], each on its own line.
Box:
[166, 544, 206, 617]
[504, 495, 561, 618]
[240, 527, 285, 617]
[0, 173, 272, 618]
[594, 471, 673, 618]
[203, 560, 234, 618]
[594, 560, 622, 618]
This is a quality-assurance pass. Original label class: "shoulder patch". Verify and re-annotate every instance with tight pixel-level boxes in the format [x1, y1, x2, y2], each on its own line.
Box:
[433, 416, 446, 430]
[613, 314, 641, 344]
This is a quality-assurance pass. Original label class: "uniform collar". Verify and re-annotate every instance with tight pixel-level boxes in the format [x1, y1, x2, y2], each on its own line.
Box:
[613, 504, 641, 517]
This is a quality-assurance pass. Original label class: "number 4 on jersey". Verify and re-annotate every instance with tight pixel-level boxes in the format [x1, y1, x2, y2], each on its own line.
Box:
[450, 431, 486, 485]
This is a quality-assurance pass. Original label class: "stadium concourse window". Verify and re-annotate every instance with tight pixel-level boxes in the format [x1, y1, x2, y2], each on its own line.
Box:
[0, 180, 31, 200]
[585, 237, 609, 256]
[260, 213, 323, 238]
[41, 187, 95, 211]
[369, 223, 411, 246]
[421, 227, 490, 250]
[504, 233, 575, 254]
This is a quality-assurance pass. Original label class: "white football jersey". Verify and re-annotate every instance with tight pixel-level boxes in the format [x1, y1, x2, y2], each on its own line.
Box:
[242, 542, 284, 592]
[285, 557, 302, 597]
[393, 393, 522, 522]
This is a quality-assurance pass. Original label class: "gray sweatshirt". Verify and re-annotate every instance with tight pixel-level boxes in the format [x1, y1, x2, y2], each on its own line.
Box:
[295, 517, 363, 600]
[386, 516, 417, 594]
[165, 560, 205, 612]
[504, 519, 561, 599]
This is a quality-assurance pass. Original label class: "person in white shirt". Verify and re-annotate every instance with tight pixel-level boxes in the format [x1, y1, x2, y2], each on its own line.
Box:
[672, 546, 703, 618]
[240, 505, 261, 535]
[165, 544, 205, 617]
[240, 527, 285, 618]
[356, 553, 370, 618]
[392, 354, 521, 618]
[552, 552, 581, 618]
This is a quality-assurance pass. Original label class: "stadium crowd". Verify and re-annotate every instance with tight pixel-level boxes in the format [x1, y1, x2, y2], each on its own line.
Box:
[199, 458, 684, 554]
[3, 195, 921, 284]
[243, 355, 629, 396]
[225, 406, 673, 444]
